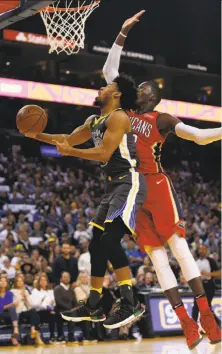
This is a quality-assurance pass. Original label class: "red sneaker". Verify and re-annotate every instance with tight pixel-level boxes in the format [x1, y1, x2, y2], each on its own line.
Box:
[200, 310, 221, 344]
[180, 317, 203, 350]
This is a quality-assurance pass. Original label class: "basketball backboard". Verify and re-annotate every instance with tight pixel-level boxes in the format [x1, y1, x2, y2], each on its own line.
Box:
[0, 0, 54, 29]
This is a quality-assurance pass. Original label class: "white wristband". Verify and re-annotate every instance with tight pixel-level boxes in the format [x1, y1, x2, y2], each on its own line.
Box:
[120, 32, 127, 38]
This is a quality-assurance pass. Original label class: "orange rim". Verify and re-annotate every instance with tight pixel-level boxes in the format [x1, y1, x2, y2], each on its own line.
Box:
[38, 0, 100, 13]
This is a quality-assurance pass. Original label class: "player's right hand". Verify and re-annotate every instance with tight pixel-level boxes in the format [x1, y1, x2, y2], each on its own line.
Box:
[121, 10, 145, 36]
[24, 132, 38, 138]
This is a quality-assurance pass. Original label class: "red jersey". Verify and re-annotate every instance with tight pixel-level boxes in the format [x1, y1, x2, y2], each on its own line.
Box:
[128, 111, 165, 174]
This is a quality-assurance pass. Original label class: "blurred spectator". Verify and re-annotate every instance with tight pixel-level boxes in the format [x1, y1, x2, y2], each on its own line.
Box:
[54, 272, 76, 343]
[46, 208, 62, 231]
[60, 232, 69, 244]
[138, 256, 152, 274]
[48, 237, 59, 265]
[78, 240, 91, 274]
[39, 258, 53, 284]
[0, 247, 6, 267]
[16, 214, 31, 233]
[52, 242, 78, 285]
[30, 249, 42, 268]
[192, 245, 220, 325]
[74, 271, 90, 302]
[204, 232, 219, 254]
[11, 244, 25, 268]
[21, 261, 35, 276]
[138, 272, 154, 290]
[3, 237, 15, 256]
[136, 271, 145, 289]
[178, 272, 190, 291]
[121, 234, 130, 250]
[73, 223, 90, 243]
[11, 275, 43, 345]
[18, 231, 32, 255]
[0, 275, 19, 346]
[70, 245, 81, 260]
[170, 256, 181, 280]
[0, 146, 221, 344]
[2, 256, 16, 280]
[125, 240, 145, 277]
[29, 221, 44, 240]
[0, 218, 16, 243]
[63, 213, 75, 237]
[38, 240, 49, 260]
[24, 274, 35, 293]
[31, 273, 56, 343]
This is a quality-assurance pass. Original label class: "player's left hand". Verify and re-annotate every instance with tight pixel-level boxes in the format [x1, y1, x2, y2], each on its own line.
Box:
[53, 135, 71, 156]
[121, 10, 146, 36]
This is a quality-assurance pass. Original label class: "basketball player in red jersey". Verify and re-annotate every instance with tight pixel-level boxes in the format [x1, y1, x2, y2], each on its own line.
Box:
[103, 11, 222, 350]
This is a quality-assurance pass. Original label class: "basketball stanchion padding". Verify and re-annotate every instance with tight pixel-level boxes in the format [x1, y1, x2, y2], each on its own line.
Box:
[0, 0, 54, 29]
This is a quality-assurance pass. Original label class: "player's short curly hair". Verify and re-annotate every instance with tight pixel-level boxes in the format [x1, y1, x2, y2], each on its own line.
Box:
[113, 73, 137, 110]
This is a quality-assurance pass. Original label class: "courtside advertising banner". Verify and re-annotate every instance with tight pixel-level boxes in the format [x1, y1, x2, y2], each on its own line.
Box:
[149, 296, 221, 332]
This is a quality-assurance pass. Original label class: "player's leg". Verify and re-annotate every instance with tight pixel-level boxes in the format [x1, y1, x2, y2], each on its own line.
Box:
[136, 174, 187, 310]
[101, 217, 136, 328]
[168, 234, 221, 344]
[62, 203, 109, 322]
[104, 218, 134, 304]
[136, 207, 202, 350]
[152, 173, 220, 344]
[102, 172, 147, 328]
[88, 225, 108, 309]
[147, 245, 203, 349]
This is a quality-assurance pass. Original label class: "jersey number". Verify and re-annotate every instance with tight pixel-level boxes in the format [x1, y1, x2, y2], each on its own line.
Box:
[133, 134, 138, 143]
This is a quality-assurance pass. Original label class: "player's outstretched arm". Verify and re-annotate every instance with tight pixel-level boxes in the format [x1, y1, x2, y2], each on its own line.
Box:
[53, 110, 131, 162]
[175, 122, 222, 145]
[157, 113, 222, 145]
[103, 10, 145, 84]
[24, 116, 93, 146]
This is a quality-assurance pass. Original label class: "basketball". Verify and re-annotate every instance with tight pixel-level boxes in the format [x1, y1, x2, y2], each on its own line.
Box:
[16, 105, 47, 134]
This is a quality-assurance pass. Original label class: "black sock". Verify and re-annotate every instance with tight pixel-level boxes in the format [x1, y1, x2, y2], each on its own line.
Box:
[88, 289, 101, 309]
[119, 284, 134, 306]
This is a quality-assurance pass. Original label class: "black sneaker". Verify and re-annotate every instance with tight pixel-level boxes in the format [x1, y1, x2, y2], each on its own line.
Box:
[133, 298, 145, 319]
[61, 301, 106, 323]
[103, 299, 135, 329]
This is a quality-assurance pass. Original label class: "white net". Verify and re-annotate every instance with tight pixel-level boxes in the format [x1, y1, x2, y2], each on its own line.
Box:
[40, 0, 100, 55]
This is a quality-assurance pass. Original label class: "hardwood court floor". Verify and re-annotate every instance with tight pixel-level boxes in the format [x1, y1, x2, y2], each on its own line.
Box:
[0, 337, 221, 354]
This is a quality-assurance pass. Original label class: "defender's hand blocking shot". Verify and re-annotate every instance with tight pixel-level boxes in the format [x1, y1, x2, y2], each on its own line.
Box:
[21, 74, 147, 329]
[102, 10, 222, 350]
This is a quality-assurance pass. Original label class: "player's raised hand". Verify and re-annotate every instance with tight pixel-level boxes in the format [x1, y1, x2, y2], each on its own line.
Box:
[121, 10, 145, 36]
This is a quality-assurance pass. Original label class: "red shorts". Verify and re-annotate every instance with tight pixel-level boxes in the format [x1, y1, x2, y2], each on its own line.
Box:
[136, 173, 185, 251]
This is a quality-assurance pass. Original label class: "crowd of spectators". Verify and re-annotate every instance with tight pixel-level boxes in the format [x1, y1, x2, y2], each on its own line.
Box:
[0, 146, 221, 346]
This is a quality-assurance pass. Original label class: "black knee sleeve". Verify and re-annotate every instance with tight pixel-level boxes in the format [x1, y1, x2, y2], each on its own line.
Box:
[89, 227, 108, 277]
[101, 218, 129, 270]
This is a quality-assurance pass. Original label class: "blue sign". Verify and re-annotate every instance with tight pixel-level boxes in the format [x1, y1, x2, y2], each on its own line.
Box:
[149, 296, 221, 332]
[40, 145, 61, 157]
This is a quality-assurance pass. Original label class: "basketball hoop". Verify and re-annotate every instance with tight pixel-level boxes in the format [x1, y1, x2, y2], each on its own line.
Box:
[39, 0, 100, 55]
